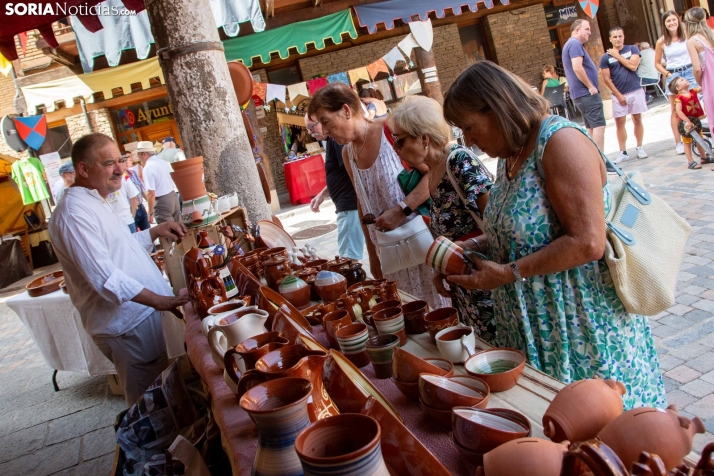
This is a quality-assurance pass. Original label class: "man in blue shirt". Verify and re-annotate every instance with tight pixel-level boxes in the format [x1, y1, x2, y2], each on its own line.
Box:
[600, 27, 649, 164]
[563, 19, 606, 152]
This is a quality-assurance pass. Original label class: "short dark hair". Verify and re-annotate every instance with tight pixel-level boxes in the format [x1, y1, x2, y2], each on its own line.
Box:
[71, 133, 115, 168]
[359, 88, 384, 101]
[609, 26, 624, 36]
[571, 19, 587, 33]
[307, 82, 361, 117]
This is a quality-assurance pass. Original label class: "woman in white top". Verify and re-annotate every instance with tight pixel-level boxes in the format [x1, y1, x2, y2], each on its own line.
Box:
[656, 10, 699, 154]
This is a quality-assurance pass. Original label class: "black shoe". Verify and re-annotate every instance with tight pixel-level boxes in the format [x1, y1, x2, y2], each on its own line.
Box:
[606, 162, 618, 174]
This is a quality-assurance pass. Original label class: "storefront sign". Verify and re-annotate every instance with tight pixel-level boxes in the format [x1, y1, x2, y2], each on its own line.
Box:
[545, 4, 577, 27]
[113, 98, 175, 133]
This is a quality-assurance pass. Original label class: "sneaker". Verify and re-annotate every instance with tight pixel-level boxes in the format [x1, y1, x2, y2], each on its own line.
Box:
[606, 162, 618, 174]
[676, 142, 685, 155]
[613, 151, 631, 164]
[636, 146, 648, 159]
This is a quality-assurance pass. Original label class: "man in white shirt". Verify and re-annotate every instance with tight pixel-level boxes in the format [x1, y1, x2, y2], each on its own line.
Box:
[155, 136, 186, 164]
[48, 133, 189, 406]
[136, 141, 181, 224]
[106, 158, 140, 233]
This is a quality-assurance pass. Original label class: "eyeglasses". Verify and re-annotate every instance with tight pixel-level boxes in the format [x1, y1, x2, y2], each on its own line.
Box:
[391, 133, 410, 150]
[306, 122, 318, 133]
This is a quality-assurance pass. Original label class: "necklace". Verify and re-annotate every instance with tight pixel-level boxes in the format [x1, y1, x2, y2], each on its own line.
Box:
[353, 123, 369, 161]
[506, 143, 525, 179]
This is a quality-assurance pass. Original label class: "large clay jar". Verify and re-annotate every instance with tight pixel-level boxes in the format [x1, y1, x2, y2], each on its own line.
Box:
[263, 256, 291, 291]
[239, 377, 313, 476]
[339, 262, 367, 288]
[295, 414, 390, 476]
[542, 377, 626, 443]
[314, 271, 347, 303]
[596, 404, 706, 471]
[171, 163, 206, 201]
[477, 437, 569, 476]
[278, 276, 311, 310]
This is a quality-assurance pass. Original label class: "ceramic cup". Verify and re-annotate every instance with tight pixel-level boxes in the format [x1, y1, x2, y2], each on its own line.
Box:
[435, 324, 477, 364]
[365, 334, 400, 379]
[401, 300, 428, 334]
[216, 195, 232, 214]
[372, 307, 407, 346]
[370, 300, 401, 317]
[322, 309, 352, 350]
[425, 236, 470, 276]
[423, 307, 459, 344]
[335, 322, 370, 368]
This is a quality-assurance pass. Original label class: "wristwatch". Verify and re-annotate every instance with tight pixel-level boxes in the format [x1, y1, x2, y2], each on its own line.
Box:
[398, 201, 413, 216]
[509, 261, 526, 282]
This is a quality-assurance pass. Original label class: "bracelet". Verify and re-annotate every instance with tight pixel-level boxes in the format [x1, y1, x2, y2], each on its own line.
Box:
[509, 261, 526, 282]
[469, 238, 484, 253]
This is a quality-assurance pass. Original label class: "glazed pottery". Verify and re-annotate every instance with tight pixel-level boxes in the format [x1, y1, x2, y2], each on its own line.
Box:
[202, 307, 258, 336]
[335, 323, 370, 368]
[419, 399, 454, 429]
[477, 437, 569, 476]
[314, 271, 347, 303]
[207, 307, 269, 369]
[597, 404, 706, 470]
[560, 440, 630, 476]
[304, 259, 328, 271]
[207, 299, 247, 316]
[543, 377, 626, 443]
[170, 164, 205, 201]
[271, 310, 317, 345]
[423, 307, 459, 344]
[452, 407, 531, 459]
[216, 195, 231, 214]
[336, 293, 363, 323]
[464, 348, 526, 392]
[418, 374, 489, 410]
[227, 331, 289, 370]
[392, 347, 454, 383]
[295, 414, 389, 476]
[401, 300, 428, 334]
[372, 307, 407, 346]
[375, 281, 400, 302]
[26, 271, 64, 297]
[263, 255, 291, 291]
[260, 247, 289, 264]
[239, 377, 313, 476]
[322, 310, 351, 349]
[365, 334, 400, 379]
[339, 261, 366, 288]
[259, 286, 313, 333]
[325, 255, 351, 273]
[435, 324, 476, 364]
[279, 276, 311, 310]
[170, 155, 203, 171]
[425, 236, 471, 276]
[370, 299, 401, 317]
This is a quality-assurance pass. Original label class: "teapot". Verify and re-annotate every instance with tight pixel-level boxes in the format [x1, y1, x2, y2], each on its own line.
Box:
[339, 261, 366, 288]
[207, 307, 269, 369]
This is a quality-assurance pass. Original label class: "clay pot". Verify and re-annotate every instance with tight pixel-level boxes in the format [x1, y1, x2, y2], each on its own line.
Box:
[26, 271, 64, 297]
[322, 309, 351, 349]
[452, 407, 531, 460]
[477, 437, 569, 476]
[425, 236, 470, 276]
[294, 266, 319, 282]
[401, 300, 428, 334]
[263, 256, 291, 291]
[419, 399, 454, 430]
[339, 261, 366, 288]
[542, 377, 626, 443]
[392, 347, 453, 383]
[326, 255, 351, 273]
[365, 334, 400, 379]
[418, 374, 489, 410]
[260, 247, 289, 263]
[295, 414, 390, 476]
[464, 348, 526, 392]
[436, 324, 476, 364]
[239, 377, 313, 476]
[228, 331, 289, 370]
[304, 259, 328, 271]
[170, 164, 206, 200]
[314, 271, 347, 303]
[170, 155, 203, 171]
[376, 281, 400, 302]
[560, 440, 630, 476]
[423, 307, 459, 344]
[335, 322, 370, 368]
[372, 307, 407, 346]
[596, 404, 706, 471]
[278, 276, 311, 310]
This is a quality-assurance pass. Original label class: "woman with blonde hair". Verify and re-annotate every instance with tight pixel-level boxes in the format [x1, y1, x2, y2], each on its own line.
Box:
[685, 7, 714, 119]
[443, 61, 665, 409]
[388, 96, 496, 341]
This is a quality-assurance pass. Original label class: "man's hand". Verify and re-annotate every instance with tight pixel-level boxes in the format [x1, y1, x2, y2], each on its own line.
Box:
[310, 192, 325, 213]
[152, 293, 190, 310]
[616, 94, 627, 106]
[374, 206, 404, 232]
[149, 212, 156, 224]
[606, 48, 621, 58]
[151, 221, 187, 243]
[588, 85, 599, 95]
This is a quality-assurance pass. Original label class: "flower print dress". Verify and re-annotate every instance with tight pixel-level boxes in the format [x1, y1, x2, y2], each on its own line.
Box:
[430, 144, 496, 342]
[483, 116, 666, 410]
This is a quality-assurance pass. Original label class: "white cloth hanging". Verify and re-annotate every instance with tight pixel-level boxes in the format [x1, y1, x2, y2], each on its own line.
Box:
[398, 34, 420, 59]
[209, 0, 265, 37]
[266, 83, 287, 103]
[409, 19, 433, 51]
[287, 82, 309, 102]
[382, 46, 406, 71]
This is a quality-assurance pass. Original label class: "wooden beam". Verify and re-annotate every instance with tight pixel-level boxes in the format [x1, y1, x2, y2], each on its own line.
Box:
[265, 0, 383, 28]
[44, 86, 169, 123]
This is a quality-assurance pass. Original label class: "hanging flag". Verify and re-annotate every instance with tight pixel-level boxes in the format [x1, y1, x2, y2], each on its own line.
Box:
[409, 19, 433, 51]
[266, 83, 286, 103]
[398, 34, 420, 59]
[327, 72, 349, 85]
[307, 77, 328, 96]
[287, 82, 309, 102]
[18, 32, 28, 56]
[579, 0, 599, 18]
[252, 81, 267, 101]
[348, 67, 370, 85]
[366, 59, 389, 80]
[14, 115, 47, 151]
[0, 52, 12, 77]
[382, 47, 406, 71]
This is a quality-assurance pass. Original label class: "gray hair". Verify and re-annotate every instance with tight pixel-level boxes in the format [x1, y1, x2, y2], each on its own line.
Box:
[389, 96, 453, 149]
[639, 41, 651, 49]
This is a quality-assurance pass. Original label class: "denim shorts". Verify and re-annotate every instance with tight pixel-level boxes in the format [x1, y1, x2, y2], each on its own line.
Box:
[665, 64, 699, 95]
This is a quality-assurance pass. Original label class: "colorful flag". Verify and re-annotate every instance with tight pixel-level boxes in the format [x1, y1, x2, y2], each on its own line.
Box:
[348, 67, 370, 85]
[14, 115, 47, 151]
[367, 59, 389, 80]
[327, 72, 349, 85]
[307, 77, 328, 95]
[579, 0, 599, 18]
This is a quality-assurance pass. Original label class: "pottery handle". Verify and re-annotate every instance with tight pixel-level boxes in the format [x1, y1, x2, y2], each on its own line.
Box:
[462, 335, 477, 357]
[543, 419, 556, 439]
[237, 369, 267, 398]
[207, 326, 228, 368]
[476, 467, 484, 476]
[223, 348, 243, 385]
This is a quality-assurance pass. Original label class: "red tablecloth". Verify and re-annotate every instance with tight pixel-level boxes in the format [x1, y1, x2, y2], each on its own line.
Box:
[283, 154, 327, 205]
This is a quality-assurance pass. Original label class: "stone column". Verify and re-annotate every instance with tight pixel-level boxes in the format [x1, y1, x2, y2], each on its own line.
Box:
[414, 47, 444, 104]
[144, 0, 272, 222]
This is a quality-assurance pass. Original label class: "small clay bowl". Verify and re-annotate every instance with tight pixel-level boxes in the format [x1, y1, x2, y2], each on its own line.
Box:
[424, 358, 455, 377]
[452, 407, 532, 455]
[419, 399, 454, 429]
[453, 436, 486, 466]
[464, 348, 526, 392]
[392, 347, 453, 383]
[423, 307, 459, 344]
[26, 271, 64, 297]
[393, 377, 420, 401]
[418, 374, 490, 411]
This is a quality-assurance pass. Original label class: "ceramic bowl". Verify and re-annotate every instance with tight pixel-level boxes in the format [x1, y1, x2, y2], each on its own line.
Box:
[26, 271, 64, 297]
[423, 307, 459, 344]
[370, 299, 401, 316]
[464, 348, 526, 392]
[335, 322, 370, 368]
[401, 300, 428, 334]
[365, 334, 400, 379]
[322, 309, 351, 349]
[315, 271, 347, 303]
[418, 374, 490, 411]
[393, 377, 421, 401]
[392, 347, 452, 383]
[207, 300, 247, 316]
[419, 399, 454, 429]
[435, 325, 476, 364]
[452, 407, 532, 456]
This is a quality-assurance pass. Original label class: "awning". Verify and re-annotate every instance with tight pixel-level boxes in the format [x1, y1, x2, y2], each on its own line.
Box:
[353, 0, 510, 34]
[223, 9, 358, 67]
[20, 56, 165, 113]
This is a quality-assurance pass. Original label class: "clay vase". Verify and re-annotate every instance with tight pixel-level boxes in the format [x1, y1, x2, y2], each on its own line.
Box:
[263, 256, 291, 291]
[426, 236, 470, 276]
[227, 331, 289, 370]
[239, 377, 313, 476]
[326, 255, 351, 273]
[335, 323, 370, 368]
[596, 404, 706, 471]
[295, 414, 390, 476]
[374, 281, 400, 302]
[477, 437, 569, 476]
[170, 164, 206, 201]
[278, 276, 311, 310]
[423, 307, 459, 344]
[339, 262, 366, 288]
[322, 310, 352, 349]
[401, 300, 428, 334]
[542, 377, 626, 443]
[314, 271, 347, 303]
[336, 293, 363, 323]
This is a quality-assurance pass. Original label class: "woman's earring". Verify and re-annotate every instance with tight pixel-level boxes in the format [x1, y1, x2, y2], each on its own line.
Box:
[425, 145, 429, 150]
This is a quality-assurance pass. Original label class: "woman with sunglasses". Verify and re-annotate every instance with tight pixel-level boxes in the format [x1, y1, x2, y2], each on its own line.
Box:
[308, 83, 449, 310]
[388, 96, 496, 342]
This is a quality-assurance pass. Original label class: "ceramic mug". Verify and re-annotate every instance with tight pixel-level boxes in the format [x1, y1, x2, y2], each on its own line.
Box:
[372, 307, 407, 346]
[425, 236, 471, 276]
[424, 307, 459, 344]
[216, 195, 232, 214]
[335, 323, 370, 368]
[435, 324, 477, 364]
[401, 300, 428, 334]
[322, 309, 352, 349]
[365, 334, 400, 379]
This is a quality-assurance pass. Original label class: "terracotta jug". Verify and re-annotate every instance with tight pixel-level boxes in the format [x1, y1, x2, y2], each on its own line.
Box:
[226, 331, 289, 370]
[263, 255, 291, 291]
[476, 437, 569, 476]
[596, 404, 706, 471]
[170, 163, 206, 201]
[543, 377, 626, 443]
[375, 281, 400, 302]
[339, 261, 366, 288]
[207, 308, 269, 369]
[336, 293, 363, 322]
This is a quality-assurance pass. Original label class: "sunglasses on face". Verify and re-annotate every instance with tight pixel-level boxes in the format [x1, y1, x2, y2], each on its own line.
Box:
[390, 133, 410, 150]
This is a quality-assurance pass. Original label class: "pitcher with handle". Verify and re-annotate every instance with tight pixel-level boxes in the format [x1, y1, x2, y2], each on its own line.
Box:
[208, 306, 269, 369]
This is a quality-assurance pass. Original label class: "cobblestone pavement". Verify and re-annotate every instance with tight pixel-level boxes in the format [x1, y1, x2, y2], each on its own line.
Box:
[0, 102, 713, 475]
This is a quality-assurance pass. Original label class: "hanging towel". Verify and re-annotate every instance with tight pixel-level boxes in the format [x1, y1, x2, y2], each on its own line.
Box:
[409, 19, 433, 51]
[209, 0, 266, 37]
[307, 77, 329, 95]
[366, 59, 390, 80]
[382, 47, 406, 71]
[398, 34, 420, 59]
[266, 83, 287, 103]
[327, 72, 350, 85]
[287, 82, 309, 102]
[252, 82, 267, 101]
[348, 67, 371, 85]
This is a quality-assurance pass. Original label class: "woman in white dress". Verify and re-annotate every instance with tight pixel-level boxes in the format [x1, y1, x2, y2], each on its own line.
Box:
[308, 83, 449, 310]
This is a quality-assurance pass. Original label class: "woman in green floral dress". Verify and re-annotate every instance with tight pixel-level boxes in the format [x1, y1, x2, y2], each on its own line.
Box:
[443, 61, 666, 409]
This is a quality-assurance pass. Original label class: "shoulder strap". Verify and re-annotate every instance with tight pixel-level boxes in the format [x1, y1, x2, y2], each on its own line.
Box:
[445, 147, 486, 230]
[348, 144, 375, 217]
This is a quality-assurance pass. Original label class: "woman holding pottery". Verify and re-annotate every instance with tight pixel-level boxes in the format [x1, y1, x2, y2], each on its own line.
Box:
[443, 61, 665, 410]
[308, 83, 449, 311]
[387, 96, 497, 343]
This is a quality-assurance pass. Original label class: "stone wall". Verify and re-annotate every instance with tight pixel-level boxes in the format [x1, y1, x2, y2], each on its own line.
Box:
[65, 109, 116, 142]
[483, 4, 554, 86]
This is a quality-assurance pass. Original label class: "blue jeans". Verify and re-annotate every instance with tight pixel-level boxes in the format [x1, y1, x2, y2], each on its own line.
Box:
[336, 210, 365, 260]
[128, 223, 137, 234]
[134, 203, 150, 232]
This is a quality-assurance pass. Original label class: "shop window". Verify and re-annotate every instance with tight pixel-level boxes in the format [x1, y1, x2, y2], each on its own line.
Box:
[48, 124, 72, 158]
[268, 65, 302, 86]
[458, 23, 490, 65]
[393, 72, 422, 98]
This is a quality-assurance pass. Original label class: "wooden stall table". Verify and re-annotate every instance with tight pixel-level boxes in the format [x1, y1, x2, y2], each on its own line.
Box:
[283, 154, 326, 205]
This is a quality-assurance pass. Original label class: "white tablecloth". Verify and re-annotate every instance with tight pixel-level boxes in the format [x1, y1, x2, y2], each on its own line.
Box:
[6, 290, 186, 376]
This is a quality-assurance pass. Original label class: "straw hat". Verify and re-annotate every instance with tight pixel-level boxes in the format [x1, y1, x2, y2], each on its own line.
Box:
[135, 141, 155, 153]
